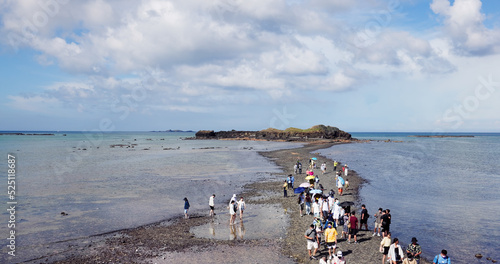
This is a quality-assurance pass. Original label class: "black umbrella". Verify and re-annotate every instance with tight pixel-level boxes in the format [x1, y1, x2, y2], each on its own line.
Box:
[338, 201, 355, 207]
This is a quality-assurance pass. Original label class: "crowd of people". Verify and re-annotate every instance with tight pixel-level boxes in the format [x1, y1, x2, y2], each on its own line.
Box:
[181, 157, 451, 264]
[290, 159, 450, 264]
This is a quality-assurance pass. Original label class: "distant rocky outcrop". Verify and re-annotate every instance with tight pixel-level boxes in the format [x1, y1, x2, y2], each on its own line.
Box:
[195, 125, 352, 141]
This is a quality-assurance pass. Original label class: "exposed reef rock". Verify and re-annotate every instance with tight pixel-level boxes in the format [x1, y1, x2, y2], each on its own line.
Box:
[195, 125, 352, 141]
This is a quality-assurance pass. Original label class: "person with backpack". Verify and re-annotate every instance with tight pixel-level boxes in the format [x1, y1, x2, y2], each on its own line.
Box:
[433, 249, 451, 264]
[305, 224, 319, 260]
[360, 204, 369, 231]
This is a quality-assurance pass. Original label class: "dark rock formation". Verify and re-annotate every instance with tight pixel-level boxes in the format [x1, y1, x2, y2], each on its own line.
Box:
[195, 125, 351, 141]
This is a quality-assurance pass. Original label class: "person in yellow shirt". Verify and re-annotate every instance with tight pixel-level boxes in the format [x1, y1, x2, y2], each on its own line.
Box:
[324, 222, 338, 260]
[283, 180, 288, 197]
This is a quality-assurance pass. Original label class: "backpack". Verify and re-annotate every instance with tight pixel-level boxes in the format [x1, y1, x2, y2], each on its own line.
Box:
[339, 216, 345, 225]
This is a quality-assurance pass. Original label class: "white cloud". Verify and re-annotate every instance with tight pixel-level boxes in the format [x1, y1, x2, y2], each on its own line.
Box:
[7, 95, 60, 113]
[431, 0, 500, 56]
[4, 0, 498, 131]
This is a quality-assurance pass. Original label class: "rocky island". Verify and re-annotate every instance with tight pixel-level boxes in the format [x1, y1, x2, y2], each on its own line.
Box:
[194, 125, 352, 141]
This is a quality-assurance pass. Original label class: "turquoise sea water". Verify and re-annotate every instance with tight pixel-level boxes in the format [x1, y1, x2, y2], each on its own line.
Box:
[0, 132, 300, 263]
[319, 132, 500, 264]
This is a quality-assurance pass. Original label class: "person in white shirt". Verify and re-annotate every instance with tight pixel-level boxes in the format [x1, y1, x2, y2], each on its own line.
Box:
[312, 200, 321, 218]
[388, 238, 404, 264]
[237, 197, 246, 220]
[209, 194, 215, 217]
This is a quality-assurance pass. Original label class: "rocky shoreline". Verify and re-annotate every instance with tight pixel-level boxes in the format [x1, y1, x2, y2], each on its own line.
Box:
[35, 141, 431, 264]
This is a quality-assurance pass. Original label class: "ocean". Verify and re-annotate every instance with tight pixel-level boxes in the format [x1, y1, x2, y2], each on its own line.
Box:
[0, 132, 300, 263]
[1, 131, 499, 264]
[319, 132, 500, 264]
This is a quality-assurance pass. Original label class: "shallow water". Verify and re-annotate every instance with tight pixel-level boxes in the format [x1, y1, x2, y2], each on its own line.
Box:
[319, 133, 500, 264]
[0, 132, 300, 263]
[191, 203, 288, 241]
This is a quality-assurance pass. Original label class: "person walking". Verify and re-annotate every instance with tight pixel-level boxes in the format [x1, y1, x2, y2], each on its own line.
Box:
[229, 200, 237, 225]
[209, 194, 216, 217]
[406, 237, 422, 264]
[324, 222, 338, 259]
[341, 210, 349, 240]
[298, 192, 305, 216]
[238, 197, 246, 221]
[387, 237, 404, 264]
[183, 197, 190, 219]
[305, 193, 312, 215]
[432, 249, 451, 264]
[312, 199, 321, 218]
[360, 204, 369, 231]
[347, 211, 358, 244]
[337, 176, 344, 196]
[321, 195, 330, 220]
[283, 180, 288, 197]
[380, 232, 392, 264]
[388, 238, 404, 264]
[373, 208, 383, 236]
[305, 224, 319, 260]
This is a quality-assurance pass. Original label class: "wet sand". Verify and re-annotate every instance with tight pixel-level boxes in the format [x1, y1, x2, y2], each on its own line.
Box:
[37, 141, 430, 264]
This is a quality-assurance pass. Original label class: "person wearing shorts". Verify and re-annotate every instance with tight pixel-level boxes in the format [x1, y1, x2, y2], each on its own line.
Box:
[305, 224, 319, 260]
[238, 197, 246, 220]
[348, 211, 358, 244]
[373, 208, 383, 236]
[209, 194, 215, 217]
[324, 222, 338, 259]
[380, 232, 392, 264]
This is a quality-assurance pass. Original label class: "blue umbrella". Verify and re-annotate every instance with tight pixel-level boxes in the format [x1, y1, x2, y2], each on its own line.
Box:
[294, 187, 306, 194]
[338, 176, 345, 185]
[309, 189, 322, 194]
[311, 157, 317, 160]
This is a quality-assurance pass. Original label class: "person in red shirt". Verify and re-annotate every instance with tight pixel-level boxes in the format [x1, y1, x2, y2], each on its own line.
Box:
[348, 211, 359, 244]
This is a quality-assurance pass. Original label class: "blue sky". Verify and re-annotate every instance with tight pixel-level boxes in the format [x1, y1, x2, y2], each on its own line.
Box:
[1, 0, 499, 132]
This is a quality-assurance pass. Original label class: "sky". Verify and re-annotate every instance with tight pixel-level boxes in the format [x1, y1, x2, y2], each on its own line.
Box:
[0, 0, 500, 132]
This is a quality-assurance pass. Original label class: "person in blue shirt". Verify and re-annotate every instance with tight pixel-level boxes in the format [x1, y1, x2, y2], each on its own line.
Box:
[433, 249, 451, 264]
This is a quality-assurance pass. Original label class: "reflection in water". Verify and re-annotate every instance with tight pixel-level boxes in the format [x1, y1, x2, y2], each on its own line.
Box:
[209, 221, 215, 237]
[228, 221, 246, 240]
[238, 222, 245, 239]
[230, 224, 237, 240]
